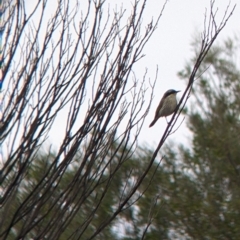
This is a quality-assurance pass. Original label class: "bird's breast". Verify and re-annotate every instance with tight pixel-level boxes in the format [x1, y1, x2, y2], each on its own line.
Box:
[159, 95, 177, 117]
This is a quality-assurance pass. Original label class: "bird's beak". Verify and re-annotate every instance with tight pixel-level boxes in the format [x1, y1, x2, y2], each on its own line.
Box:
[176, 90, 181, 93]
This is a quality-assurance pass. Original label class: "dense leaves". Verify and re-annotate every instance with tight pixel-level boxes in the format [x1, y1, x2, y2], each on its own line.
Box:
[139, 38, 240, 239]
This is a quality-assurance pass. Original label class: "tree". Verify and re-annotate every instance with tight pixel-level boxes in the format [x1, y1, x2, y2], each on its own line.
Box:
[124, 37, 240, 240]
[0, 0, 235, 239]
[171, 36, 240, 239]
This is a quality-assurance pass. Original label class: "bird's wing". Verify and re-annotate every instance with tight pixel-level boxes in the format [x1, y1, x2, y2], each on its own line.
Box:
[154, 97, 165, 118]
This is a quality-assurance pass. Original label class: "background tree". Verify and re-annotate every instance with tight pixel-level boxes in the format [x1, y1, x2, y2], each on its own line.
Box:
[0, 0, 235, 239]
[171, 36, 240, 239]
[119, 37, 240, 240]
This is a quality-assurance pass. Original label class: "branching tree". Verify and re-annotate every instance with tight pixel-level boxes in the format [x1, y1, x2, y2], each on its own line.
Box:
[135, 36, 240, 240]
[0, 0, 236, 239]
[109, 37, 240, 240]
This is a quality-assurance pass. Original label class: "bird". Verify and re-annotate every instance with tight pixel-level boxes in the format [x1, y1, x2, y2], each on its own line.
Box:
[149, 89, 180, 128]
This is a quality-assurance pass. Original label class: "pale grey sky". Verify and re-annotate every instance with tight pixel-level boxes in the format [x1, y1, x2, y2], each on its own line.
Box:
[6, 0, 239, 151]
[48, 0, 239, 148]
[132, 0, 239, 147]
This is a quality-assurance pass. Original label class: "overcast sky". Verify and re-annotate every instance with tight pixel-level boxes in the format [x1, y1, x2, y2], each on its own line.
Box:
[52, 0, 239, 149]
[10, 0, 240, 151]
[127, 0, 239, 147]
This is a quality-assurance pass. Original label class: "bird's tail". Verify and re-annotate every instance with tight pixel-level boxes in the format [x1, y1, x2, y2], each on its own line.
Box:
[149, 119, 157, 128]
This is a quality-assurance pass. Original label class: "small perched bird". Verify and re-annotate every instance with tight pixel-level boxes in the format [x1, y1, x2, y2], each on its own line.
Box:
[149, 89, 180, 127]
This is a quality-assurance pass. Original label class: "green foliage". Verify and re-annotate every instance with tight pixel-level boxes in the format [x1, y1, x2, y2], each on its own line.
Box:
[3, 37, 240, 239]
[161, 37, 240, 239]
[119, 37, 240, 239]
